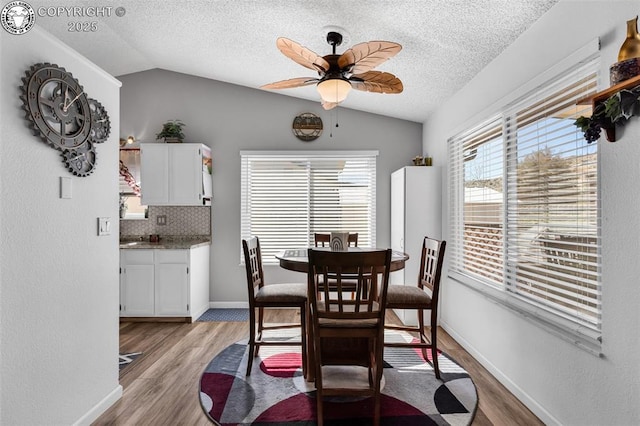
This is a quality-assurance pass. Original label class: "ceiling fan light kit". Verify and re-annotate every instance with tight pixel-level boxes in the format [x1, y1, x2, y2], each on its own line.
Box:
[317, 78, 351, 103]
[262, 30, 403, 110]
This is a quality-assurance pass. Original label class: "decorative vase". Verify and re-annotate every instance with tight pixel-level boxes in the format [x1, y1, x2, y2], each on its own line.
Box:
[610, 57, 640, 85]
[618, 16, 640, 62]
[164, 137, 182, 143]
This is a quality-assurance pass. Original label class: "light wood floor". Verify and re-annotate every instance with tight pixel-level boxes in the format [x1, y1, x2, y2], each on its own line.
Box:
[94, 310, 543, 425]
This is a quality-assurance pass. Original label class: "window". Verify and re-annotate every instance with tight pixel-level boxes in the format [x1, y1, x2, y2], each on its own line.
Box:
[241, 151, 377, 263]
[448, 55, 601, 347]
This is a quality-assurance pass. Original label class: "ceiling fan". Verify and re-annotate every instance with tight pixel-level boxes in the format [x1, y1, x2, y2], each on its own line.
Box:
[261, 31, 403, 110]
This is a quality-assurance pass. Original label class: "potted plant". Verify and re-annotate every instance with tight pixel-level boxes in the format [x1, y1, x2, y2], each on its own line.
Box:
[156, 119, 186, 143]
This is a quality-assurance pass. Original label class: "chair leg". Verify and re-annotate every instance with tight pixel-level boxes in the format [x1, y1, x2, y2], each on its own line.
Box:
[373, 392, 381, 426]
[246, 307, 256, 376]
[314, 329, 324, 426]
[300, 304, 307, 379]
[418, 309, 429, 361]
[316, 376, 324, 426]
[255, 307, 264, 357]
[373, 345, 383, 426]
[431, 323, 440, 380]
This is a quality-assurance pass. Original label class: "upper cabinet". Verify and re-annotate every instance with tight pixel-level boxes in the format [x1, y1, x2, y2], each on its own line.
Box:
[140, 143, 212, 206]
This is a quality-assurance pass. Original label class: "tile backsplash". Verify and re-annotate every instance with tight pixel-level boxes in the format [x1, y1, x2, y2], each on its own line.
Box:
[120, 206, 211, 237]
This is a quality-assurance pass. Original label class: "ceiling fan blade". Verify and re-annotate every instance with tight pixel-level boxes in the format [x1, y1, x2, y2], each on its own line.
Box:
[338, 41, 402, 75]
[321, 100, 339, 110]
[261, 77, 319, 90]
[276, 38, 330, 73]
[349, 71, 404, 94]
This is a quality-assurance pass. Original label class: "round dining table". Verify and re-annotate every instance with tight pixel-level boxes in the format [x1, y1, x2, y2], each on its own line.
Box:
[275, 247, 409, 273]
[274, 247, 409, 383]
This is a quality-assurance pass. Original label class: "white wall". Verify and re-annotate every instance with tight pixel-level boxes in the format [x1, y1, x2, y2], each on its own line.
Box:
[424, 2, 640, 424]
[119, 69, 423, 305]
[0, 26, 122, 424]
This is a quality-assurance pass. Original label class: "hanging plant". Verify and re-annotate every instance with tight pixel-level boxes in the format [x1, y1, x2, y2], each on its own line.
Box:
[575, 86, 640, 143]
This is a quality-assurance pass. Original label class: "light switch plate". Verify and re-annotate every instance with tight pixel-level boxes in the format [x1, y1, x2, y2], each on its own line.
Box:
[98, 217, 111, 236]
[60, 177, 72, 199]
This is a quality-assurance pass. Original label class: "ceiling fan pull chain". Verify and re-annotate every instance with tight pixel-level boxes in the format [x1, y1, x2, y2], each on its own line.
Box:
[330, 107, 339, 138]
[330, 109, 334, 137]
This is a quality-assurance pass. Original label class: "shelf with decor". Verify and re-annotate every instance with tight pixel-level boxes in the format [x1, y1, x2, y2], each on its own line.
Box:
[574, 15, 640, 143]
[575, 74, 640, 142]
[577, 74, 640, 107]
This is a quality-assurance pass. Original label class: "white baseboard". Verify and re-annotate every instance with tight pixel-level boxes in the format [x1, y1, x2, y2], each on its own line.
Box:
[73, 384, 123, 426]
[192, 303, 210, 320]
[210, 301, 249, 309]
[440, 319, 560, 426]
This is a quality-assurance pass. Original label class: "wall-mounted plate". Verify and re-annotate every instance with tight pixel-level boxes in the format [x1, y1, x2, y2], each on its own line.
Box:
[292, 112, 323, 142]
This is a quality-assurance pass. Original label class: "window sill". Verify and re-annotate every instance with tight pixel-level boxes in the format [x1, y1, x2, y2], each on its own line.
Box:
[448, 272, 603, 357]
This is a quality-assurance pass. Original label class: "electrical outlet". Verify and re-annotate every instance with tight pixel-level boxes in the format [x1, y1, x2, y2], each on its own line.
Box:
[157, 215, 167, 225]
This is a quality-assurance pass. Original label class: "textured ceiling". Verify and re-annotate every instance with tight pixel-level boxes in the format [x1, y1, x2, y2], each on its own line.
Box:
[35, 0, 558, 123]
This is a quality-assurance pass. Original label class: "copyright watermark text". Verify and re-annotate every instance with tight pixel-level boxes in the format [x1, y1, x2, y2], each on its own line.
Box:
[36, 6, 126, 18]
[1, 1, 126, 34]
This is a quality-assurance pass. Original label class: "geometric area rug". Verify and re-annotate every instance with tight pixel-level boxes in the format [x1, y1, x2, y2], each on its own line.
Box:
[119, 352, 142, 371]
[199, 330, 477, 425]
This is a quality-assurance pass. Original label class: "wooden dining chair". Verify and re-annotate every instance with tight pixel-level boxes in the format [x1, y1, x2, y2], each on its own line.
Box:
[314, 232, 358, 248]
[384, 236, 446, 379]
[307, 248, 392, 426]
[242, 237, 307, 377]
[314, 232, 359, 298]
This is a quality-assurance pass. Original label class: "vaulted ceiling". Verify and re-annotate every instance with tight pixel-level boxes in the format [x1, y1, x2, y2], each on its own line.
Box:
[37, 0, 558, 122]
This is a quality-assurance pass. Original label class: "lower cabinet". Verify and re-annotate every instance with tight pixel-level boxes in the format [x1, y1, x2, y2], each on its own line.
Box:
[120, 246, 210, 322]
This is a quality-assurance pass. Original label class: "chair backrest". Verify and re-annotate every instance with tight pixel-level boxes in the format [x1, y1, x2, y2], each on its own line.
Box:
[242, 237, 264, 307]
[308, 248, 391, 321]
[418, 237, 446, 307]
[314, 232, 358, 247]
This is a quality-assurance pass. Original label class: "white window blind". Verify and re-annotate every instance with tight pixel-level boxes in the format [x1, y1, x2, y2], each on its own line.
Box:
[448, 55, 601, 336]
[241, 151, 377, 263]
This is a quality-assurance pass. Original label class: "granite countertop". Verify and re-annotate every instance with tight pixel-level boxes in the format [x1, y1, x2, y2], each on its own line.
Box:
[120, 236, 211, 250]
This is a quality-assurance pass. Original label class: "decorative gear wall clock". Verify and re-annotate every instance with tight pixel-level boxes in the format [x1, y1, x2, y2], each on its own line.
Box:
[88, 98, 110, 143]
[19, 62, 110, 177]
[61, 140, 97, 177]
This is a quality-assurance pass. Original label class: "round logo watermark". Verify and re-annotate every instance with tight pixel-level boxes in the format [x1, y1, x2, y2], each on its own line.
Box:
[1, 1, 35, 34]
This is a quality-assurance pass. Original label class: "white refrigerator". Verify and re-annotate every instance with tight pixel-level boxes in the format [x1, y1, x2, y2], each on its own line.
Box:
[390, 166, 442, 325]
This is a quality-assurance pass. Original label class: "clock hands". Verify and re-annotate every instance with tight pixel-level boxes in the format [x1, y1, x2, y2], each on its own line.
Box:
[68, 152, 86, 161]
[63, 90, 84, 112]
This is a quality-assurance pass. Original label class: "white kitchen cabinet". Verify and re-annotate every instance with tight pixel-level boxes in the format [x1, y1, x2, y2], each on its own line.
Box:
[391, 166, 442, 326]
[120, 249, 155, 316]
[140, 143, 212, 206]
[120, 264, 155, 316]
[120, 245, 210, 321]
[155, 250, 190, 316]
